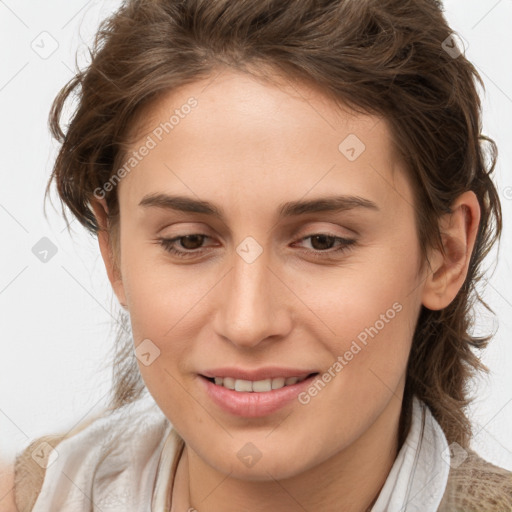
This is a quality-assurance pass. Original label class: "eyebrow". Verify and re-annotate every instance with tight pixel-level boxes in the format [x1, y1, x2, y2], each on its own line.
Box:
[138, 193, 379, 221]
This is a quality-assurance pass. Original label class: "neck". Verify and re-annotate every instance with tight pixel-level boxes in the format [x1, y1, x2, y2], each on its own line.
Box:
[171, 395, 405, 512]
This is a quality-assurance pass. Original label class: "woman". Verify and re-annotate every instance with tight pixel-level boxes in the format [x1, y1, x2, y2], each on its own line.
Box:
[7, 0, 512, 510]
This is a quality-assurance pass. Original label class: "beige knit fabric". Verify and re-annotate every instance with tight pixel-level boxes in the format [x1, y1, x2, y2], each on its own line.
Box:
[437, 448, 512, 512]
[14, 433, 512, 511]
[14, 434, 67, 512]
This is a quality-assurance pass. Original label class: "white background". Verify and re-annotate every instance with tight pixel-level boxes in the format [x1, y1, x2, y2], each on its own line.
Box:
[1, 0, 511, 469]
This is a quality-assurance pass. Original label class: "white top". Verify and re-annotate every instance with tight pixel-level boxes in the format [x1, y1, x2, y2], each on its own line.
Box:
[31, 393, 450, 512]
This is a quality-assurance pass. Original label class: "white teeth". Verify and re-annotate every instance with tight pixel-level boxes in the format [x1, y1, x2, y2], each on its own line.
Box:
[234, 379, 253, 392]
[271, 377, 285, 389]
[210, 375, 310, 392]
[252, 379, 272, 392]
[223, 377, 236, 390]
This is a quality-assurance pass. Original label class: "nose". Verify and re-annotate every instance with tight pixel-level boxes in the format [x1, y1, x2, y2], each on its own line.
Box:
[213, 246, 292, 349]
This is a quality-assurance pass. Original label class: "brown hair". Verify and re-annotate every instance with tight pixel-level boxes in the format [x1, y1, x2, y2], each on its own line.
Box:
[45, 0, 502, 448]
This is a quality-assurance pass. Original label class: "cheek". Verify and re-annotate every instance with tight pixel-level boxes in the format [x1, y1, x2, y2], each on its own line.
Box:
[120, 237, 208, 335]
[118, 242, 220, 400]
[297, 244, 421, 378]
[294, 271, 419, 442]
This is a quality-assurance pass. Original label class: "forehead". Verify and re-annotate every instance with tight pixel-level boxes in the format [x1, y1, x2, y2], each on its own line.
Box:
[117, 68, 413, 217]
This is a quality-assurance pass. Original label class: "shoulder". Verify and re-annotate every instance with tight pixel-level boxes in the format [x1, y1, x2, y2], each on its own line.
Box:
[12, 407, 119, 512]
[1, 459, 18, 512]
[13, 434, 67, 512]
[438, 448, 512, 511]
[13, 410, 102, 512]
[12, 396, 170, 512]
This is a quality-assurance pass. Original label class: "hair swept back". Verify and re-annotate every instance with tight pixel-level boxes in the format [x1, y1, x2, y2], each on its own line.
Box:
[45, 0, 502, 449]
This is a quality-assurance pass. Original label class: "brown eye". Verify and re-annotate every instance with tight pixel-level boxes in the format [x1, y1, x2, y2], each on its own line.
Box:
[308, 234, 337, 251]
[157, 234, 213, 258]
[179, 234, 207, 250]
[293, 233, 357, 259]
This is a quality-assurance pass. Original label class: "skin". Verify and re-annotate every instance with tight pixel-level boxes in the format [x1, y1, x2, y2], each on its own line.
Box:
[91, 67, 480, 512]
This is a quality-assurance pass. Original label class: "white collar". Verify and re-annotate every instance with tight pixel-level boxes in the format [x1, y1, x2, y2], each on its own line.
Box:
[370, 395, 450, 511]
[152, 426, 182, 511]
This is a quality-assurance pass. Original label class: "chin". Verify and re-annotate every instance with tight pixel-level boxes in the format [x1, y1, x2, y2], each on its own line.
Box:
[196, 438, 317, 482]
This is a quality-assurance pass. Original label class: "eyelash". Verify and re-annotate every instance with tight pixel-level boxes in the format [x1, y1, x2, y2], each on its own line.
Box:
[156, 233, 356, 260]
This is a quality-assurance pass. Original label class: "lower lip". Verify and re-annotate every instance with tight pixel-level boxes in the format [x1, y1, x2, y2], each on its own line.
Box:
[199, 374, 317, 418]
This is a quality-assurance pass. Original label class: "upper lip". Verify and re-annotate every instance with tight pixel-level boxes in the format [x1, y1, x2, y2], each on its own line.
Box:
[200, 367, 318, 381]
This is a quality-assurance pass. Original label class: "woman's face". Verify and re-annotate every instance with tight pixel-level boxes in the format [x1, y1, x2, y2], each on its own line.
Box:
[107, 68, 431, 479]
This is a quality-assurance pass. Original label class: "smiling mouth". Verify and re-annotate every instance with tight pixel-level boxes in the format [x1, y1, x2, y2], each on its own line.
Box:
[202, 373, 319, 392]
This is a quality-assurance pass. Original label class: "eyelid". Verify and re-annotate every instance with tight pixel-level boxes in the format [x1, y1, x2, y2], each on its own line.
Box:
[157, 221, 215, 235]
[157, 218, 359, 239]
[291, 221, 359, 239]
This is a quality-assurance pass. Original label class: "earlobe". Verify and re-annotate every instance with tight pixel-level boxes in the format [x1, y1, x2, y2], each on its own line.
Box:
[90, 198, 128, 310]
[421, 191, 481, 311]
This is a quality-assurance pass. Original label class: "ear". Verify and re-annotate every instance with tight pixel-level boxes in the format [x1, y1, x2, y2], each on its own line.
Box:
[421, 190, 481, 311]
[90, 197, 128, 310]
